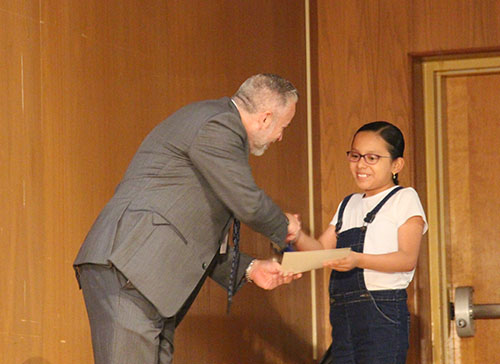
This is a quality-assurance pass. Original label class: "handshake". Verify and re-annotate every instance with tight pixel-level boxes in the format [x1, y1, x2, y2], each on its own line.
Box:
[245, 212, 302, 290]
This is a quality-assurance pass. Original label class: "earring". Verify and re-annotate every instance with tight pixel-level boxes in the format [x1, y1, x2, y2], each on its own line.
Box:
[392, 173, 397, 181]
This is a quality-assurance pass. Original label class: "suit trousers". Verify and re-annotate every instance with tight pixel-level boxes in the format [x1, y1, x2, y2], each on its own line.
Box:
[78, 264, 175, 364]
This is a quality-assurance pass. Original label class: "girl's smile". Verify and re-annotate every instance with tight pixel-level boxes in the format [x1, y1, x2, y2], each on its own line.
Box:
[349, 131, 404, 197]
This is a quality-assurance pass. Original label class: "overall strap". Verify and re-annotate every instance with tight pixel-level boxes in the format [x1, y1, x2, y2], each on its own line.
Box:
[335, 194, 355, 233]
[363, 186, 404, 224]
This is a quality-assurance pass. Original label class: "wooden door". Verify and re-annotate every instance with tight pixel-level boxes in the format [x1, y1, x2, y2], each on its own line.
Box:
[420, 56, 500, 364]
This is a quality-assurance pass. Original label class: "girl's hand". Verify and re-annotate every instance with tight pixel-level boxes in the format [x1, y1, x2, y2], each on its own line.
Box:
[323, 252, 360, 271]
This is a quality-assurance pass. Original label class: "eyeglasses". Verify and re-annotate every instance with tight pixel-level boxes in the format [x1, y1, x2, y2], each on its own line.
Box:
[346, 151, 392, 165]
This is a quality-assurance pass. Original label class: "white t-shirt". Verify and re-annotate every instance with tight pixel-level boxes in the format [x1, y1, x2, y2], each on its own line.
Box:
[329, 186, 428, 290]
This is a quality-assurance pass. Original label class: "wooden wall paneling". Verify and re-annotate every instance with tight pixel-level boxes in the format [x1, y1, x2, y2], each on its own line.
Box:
[408, 3, 500, 363]
[316, 0, 500, 363]
[40, 2, 111, 362]
[410, 0, 500, 52]
[0, 2, 44, 363]
[315, 0, 415, 358]
[168, 1, 311, 363]
[316, 0, 414, 218]
[0, 0, 309, 363]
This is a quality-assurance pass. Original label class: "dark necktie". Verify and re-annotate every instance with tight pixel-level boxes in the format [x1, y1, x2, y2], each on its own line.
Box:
[226, 218, 240, 314]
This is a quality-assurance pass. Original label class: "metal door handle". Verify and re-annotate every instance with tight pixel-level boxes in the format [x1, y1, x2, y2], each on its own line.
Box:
[451, 286, 500, 337]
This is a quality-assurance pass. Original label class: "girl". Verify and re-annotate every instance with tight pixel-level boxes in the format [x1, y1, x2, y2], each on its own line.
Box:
[295, 121, 427, 364]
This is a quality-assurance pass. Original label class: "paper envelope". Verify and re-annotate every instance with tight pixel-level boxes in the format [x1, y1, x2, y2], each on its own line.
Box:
[281, 248, 352, 273]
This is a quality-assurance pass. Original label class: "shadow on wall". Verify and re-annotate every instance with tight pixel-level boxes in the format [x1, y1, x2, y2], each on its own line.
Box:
[23, 359, 52, 364]
[176, 285, 315, 364]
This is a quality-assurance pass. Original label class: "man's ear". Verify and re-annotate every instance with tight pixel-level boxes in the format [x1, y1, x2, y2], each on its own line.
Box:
[258, 111, 273, 130]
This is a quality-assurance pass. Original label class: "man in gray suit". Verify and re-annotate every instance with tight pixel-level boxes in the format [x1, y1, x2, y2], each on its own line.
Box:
[74, 73, 302, 364]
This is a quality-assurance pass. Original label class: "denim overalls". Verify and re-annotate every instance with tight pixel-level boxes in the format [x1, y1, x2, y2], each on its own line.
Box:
[321, 186, 409, 364]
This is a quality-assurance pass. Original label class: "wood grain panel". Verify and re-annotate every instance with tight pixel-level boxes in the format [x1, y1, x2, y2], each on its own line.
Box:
[0, 3, 44, 363]
[316, 0, 414, 222]
[166, 2, 310, 363]
[2, 0, 309, 363]
[316, 1, 500, 363]
[410, 0, 500, 52]
[445, 73, 500, 364]
[7, 0, 500, 362]
[38, 2, 172, 361]
[314, 0, 415, 357]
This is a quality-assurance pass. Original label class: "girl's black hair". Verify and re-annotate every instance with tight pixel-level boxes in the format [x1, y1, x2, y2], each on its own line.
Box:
[354, 121, 405, 185]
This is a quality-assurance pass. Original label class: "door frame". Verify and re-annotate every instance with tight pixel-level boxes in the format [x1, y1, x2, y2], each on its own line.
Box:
[419, 54, 500, 364]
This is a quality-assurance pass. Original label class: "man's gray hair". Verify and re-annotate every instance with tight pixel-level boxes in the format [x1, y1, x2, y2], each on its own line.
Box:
[232, 73, 299, 113]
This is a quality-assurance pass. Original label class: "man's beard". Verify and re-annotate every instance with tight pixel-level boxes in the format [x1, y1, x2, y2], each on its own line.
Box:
[250, 126, 273, 156]
[250, 142, 269, 156]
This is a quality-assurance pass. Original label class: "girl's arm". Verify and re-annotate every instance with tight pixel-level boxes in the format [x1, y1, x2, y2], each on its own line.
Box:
[293, 224, 338, 251]
[325, 216, 425, 272]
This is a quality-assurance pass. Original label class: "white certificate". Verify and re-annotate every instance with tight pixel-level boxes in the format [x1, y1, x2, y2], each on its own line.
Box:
[281, 248, 352, 273]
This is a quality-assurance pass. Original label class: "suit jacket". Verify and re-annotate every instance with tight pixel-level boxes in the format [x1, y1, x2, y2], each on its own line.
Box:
[74, 97, 289, 317]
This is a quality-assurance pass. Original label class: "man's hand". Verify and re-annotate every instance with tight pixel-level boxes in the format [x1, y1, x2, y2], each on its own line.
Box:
[285, 213, 301, 242]
[248, 259, 302, 290]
